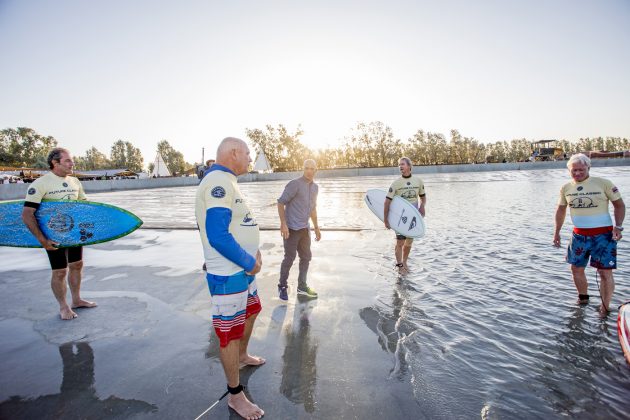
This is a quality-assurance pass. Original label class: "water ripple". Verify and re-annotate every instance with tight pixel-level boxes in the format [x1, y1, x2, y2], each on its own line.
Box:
[91, 167, 630, 418]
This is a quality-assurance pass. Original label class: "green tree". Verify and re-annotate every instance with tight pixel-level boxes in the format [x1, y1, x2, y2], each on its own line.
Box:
[75, 146, 111, 170]
[110, 140, 144, 172]
[426, 132, 449, 164]
[405, 130, 431, 165]
[156, 140, 186, 174]
[0, 127, 57, 167]
[342, 121, 401, 167]
[246, 124, 307, 171]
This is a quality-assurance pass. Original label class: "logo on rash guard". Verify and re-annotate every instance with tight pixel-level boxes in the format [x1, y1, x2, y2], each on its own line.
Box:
[62, 183, 68, 187]
[211, 186, 226, 198]
[240, 212, 257, 227]
[28, 188, 36, 195]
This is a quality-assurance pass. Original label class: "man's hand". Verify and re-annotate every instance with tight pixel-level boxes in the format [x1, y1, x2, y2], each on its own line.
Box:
[41, 238, 59, 251]
[314, 227, 321, 241]
[552, 233, 561, 248]
[280, 223, 289, 240]
[384, 220, 390, 229]
[246, 250, 262, 275]
[613, 227, 623, 242]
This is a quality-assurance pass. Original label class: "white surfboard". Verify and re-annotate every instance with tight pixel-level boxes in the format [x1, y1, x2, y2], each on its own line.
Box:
[364, 189, 425, 238]
[619, 302, 630, 365]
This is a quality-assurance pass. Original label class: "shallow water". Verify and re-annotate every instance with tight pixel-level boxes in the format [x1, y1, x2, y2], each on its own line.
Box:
[92, 167, 630, 418]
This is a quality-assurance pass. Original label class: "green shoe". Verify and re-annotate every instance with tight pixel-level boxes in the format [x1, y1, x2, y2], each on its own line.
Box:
[297, 286, 318, 298]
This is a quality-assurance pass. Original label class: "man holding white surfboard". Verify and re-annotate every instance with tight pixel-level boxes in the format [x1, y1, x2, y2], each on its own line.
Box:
[384, 157, 426, 274]
[553, 153, 625, 314]
[195, 137, 264, 420]
[21, 148, 97, 320]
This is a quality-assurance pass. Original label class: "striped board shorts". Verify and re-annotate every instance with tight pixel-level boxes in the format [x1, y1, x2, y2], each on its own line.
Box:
[206, 270, 262, 347]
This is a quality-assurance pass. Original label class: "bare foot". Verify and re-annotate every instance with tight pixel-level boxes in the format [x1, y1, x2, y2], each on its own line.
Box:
[228, 392, 264, 419]
[397, 265, 408, 275]
[577, 297, 589, 305]
[60, 307, 78, 320]
[239, 354, 266, 369]
[72, 299, 97, 309]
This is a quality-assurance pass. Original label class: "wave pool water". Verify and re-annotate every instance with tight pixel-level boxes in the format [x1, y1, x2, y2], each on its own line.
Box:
[90, 166, 630, 418]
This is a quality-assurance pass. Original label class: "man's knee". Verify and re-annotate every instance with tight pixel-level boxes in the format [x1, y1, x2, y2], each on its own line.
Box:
[51, 268, 68, 281]
[68, 260, 83, 272]
[570, 265, 585, 275]
[597, 268, 614, 281]
[282, 249, 297, 262]
[298, 249, 312, 262]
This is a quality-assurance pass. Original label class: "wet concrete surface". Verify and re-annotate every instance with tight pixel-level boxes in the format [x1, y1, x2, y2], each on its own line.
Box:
[0, 230, 420, 419]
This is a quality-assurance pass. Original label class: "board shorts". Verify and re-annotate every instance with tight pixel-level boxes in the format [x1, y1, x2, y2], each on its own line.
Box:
[206, 270, 262, 347]
[566, 231, 617, 269]
[395, 233, 414, 243]
[46, 247, 83, 270]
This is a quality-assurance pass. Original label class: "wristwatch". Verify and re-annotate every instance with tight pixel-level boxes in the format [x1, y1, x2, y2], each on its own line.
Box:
[615, 225, 624, 231]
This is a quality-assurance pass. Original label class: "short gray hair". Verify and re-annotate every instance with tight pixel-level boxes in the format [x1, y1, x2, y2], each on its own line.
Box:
[567, 153, 591, 169]
[47, 148, 69, 169]
[399, 157, 412, 168]
[303, 159, 317, 169]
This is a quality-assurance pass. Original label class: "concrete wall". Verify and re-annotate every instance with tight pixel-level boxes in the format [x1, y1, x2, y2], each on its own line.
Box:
[2, 158, 629, 201]
[0, 176, 199, 201]
[239, 158, 630, 182]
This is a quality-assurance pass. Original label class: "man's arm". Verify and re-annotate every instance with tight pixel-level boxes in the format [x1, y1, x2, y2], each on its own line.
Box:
[21, 207, 58, 250]
[310, 208, 321, 241]
[277, 181, 297, 240]
[384, 198, 392, 229]
[553, 204, 567, 247]
[278, 202, 289, 240]
[612, 198, 625, 241]
[205, 207, 258, 273]
[419, 195, 427, 217]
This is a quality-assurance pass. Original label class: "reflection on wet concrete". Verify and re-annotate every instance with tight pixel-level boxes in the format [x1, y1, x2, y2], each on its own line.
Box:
[0, 341, 157, 419]
[538, 306, 625, 418]
[280, 295, 318, 413]
[359, 277, 419, 378]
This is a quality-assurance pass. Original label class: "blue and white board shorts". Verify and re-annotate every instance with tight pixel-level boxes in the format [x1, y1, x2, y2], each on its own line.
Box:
[206, 270, 262, 347]
[567, 232, 617, 269]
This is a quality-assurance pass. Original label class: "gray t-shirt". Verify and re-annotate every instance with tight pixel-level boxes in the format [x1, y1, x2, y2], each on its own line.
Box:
[278, 176, 318, 230]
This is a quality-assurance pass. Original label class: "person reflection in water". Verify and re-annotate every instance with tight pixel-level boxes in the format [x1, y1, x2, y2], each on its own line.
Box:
[0, 342, 157, 418]
[280, 297, 318, 413]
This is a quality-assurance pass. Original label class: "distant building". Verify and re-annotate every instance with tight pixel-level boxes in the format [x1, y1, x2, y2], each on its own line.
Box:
[150, 154, 171, 178]
[252, 151, 272, 173]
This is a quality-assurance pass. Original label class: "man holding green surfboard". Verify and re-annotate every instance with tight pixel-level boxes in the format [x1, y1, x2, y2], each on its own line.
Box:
[21, 148, 97, 320]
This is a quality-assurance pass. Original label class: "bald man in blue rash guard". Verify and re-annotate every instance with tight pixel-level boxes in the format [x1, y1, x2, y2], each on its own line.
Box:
[195, 137, 264, 420]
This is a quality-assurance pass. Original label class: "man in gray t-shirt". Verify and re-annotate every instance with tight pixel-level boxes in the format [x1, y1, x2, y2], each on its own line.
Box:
[277, 159, 321, 300]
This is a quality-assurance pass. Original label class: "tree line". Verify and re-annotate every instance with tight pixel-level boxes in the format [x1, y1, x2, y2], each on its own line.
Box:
[247, 122, 630, 171]
[3, 125, 629, 175]
[0, 127, 190, 174]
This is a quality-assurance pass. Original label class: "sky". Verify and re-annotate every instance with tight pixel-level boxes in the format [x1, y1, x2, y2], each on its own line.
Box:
[1, 0, 629, 167]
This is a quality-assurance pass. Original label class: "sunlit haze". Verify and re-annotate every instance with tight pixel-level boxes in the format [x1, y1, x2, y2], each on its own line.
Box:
[1, 0, 628, 167]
